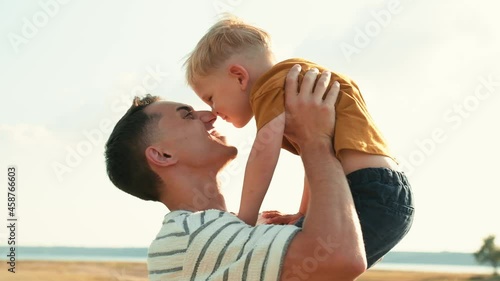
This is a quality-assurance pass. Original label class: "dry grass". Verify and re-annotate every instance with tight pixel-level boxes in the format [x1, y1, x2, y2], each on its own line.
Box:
[1, 260, 497, 281]
[0, 260, 148, 281]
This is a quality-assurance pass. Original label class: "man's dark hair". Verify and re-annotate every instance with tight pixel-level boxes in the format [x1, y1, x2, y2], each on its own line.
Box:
[105, 94, 163, 201]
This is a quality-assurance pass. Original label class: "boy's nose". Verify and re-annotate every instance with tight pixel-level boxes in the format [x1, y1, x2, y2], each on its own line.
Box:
[197, 111, 217, 128]
[210, 107, 218, 116]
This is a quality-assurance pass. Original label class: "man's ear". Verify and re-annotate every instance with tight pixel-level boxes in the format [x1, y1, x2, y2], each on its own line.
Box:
[228, 64, 249, 91]
[145, 146, 178, 167]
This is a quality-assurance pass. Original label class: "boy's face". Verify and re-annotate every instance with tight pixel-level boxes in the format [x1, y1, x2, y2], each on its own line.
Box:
[192, 73, 253, 128]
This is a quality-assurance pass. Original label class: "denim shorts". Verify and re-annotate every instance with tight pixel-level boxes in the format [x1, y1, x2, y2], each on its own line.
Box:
[294, 167, 414, 268]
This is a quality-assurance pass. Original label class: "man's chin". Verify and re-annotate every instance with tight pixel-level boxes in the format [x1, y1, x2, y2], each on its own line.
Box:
[228, 146, 238, 159]
[209, 130, 232, 145]
[207, 130, 237, 158]
[220, 141, 238, 159]
[220, 147, 238, 169]
[210, 134, 227, 145]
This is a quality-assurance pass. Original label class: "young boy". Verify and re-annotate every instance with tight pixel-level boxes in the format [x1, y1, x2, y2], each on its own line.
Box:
[184, 16, 414, 268]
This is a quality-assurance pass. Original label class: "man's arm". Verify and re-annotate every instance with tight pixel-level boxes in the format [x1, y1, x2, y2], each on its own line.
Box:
[238, 114, 285, 225]
[280, 66, 366, 281]
[298, 175, 310, 215]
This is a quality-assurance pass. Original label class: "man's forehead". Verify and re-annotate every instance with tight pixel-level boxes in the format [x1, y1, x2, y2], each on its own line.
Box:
[146, 101, 193, 115]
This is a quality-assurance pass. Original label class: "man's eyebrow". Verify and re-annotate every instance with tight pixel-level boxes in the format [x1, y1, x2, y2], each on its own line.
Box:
[175, 106, 193, 112]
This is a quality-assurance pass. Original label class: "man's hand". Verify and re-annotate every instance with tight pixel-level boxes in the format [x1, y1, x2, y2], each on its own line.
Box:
[283, 65, 340, 151]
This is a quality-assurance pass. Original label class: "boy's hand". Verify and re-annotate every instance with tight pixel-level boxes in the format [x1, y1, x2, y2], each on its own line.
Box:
[261, 210, 303, 225]
[283, 65, 340, 150]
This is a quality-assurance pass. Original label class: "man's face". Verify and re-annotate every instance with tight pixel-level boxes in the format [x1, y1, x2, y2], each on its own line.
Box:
[192, 73, 253, 128]
[145, 101, 237, 168]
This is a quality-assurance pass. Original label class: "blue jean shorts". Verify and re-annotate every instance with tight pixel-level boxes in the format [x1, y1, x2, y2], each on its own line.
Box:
[294, 167, 414, 268]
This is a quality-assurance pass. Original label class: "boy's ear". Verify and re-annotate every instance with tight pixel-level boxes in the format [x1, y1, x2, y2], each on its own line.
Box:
[145, 146, 178, 168]
[228, 64, 249, 91]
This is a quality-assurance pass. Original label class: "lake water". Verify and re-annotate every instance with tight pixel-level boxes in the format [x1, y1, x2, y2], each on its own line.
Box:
[0, 247, 495, 274]
[373, 263, 494, 274]
[1, 246, 147, 263]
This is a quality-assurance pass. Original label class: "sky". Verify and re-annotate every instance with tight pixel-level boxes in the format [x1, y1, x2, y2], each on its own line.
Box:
[0, 0, 499, 253]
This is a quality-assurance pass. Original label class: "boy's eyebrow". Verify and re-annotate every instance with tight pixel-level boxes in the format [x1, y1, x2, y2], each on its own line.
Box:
[176, 105, 193, 112]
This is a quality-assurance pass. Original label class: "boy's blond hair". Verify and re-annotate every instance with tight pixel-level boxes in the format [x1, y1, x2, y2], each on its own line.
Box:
[184, 15, 272, 86]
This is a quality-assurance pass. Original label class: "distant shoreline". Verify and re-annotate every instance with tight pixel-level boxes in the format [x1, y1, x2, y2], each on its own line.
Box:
[373, 263, 494, 275]
[0, 246, 495, 275]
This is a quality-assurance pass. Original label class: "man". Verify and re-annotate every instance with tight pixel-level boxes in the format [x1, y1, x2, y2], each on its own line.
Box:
[105, 66, 367, 280]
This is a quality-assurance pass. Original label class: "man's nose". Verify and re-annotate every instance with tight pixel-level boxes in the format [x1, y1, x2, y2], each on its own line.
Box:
[197, 111, 217, 128]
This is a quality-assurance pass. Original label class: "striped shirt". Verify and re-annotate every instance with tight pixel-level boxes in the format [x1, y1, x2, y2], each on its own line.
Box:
[147, 209, 300, 281]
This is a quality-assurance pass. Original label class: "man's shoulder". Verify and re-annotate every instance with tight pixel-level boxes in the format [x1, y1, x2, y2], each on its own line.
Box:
[160, 209, 240, 233]
[148, 210, 301, 280]
[147, 210, 240, 262]
[155, 209, 299, 242]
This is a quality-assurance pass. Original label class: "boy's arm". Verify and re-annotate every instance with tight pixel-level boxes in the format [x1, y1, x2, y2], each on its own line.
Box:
[238, 113, 285, 226]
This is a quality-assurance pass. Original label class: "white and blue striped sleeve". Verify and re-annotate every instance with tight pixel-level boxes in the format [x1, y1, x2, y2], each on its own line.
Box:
[148, 210, 300, 281]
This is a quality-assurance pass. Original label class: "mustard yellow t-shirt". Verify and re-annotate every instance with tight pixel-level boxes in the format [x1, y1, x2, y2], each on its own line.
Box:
[250, 58, 392, 159]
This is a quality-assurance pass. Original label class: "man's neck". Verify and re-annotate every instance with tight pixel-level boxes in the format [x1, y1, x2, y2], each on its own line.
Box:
[161, 167, 228, 212]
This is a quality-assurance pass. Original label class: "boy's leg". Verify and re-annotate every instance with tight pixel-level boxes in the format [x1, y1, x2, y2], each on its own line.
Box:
[347, 167, 415, 268]
[294, 167, 414, 268]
